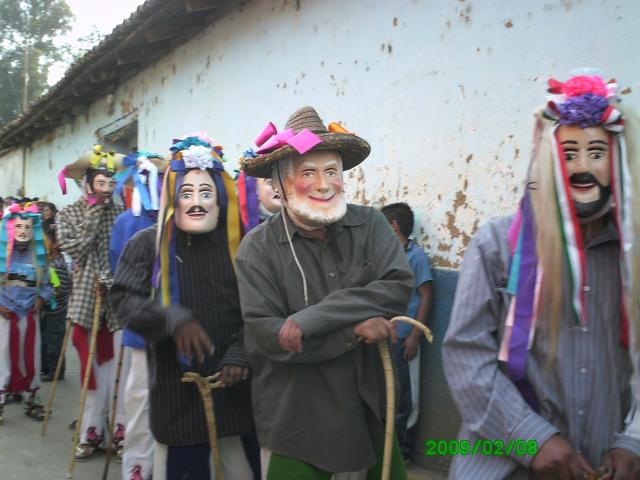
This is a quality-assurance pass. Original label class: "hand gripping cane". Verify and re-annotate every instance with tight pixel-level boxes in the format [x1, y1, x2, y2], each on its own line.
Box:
[41, 318, 73, 436]
[181, 371, 224, 480]
[379, 316, 433, 480]
[68, 283, 103, 478]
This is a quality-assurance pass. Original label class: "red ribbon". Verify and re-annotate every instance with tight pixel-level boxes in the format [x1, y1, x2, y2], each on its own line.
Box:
[8, 311, 37, 393]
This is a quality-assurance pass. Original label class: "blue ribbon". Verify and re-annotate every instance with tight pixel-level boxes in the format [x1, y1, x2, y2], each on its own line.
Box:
[114, 152, 161, 211]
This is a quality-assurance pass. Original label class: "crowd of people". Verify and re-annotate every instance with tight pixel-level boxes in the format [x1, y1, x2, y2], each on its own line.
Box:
[0, 70, 638, 480]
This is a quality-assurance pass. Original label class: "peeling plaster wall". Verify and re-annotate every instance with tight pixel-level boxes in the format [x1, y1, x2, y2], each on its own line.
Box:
[21, 0, 640, 258]
[0, 148, 24, 197]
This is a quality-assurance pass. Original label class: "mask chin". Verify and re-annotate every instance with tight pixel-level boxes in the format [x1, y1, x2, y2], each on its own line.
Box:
[575, 185, 612, 223]
[14, 239, 30, 251]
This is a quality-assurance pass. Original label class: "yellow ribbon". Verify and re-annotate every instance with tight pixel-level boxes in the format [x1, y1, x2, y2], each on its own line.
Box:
[222, 170, 241, 265]
[160, 170, 176, 306]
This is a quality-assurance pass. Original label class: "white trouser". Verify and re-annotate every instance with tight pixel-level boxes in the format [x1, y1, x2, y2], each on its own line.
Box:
[122, 348, 154, 479]
[260, 448, 367, 480]
[407, 350, 421, 429]
[0, 311, 41, 393]
[80, 330, 130, 443]
[154, 436, 254, 480]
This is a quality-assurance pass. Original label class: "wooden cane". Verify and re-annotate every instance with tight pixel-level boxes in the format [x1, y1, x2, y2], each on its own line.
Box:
[378, 316, 433, 480]
[101, 341, 126, 480]
[181, 371, 224, 480]
[68, 284, 103, 478]
[41, 318, 73, 436]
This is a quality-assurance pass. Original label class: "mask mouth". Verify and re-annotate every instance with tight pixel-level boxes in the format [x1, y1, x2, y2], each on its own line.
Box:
[569, 173, 601, 192]
[186, 206, 208, 218]
[308, 193, 336, 203]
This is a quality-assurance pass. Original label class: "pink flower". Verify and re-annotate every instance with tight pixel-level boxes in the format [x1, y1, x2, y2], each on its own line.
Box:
[562, 75, 608, 97]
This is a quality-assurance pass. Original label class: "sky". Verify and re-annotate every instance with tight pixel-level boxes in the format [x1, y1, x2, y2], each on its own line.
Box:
[49, 0, 147, 84]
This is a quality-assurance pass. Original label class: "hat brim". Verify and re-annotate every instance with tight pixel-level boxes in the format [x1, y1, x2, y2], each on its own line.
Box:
[64, 152, 125, 181]
[240, 132, 370, 178]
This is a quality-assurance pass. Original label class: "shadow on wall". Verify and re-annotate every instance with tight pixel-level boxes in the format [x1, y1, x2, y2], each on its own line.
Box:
[416, 267, 461, 474]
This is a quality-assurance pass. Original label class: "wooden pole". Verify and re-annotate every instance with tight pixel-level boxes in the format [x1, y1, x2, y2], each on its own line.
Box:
[379, 316, 433, 480]
[181, 372, 223, 479]
[68, 284, 103, 478]
[41, 319, 73, 436]
[102, 341, 126, 480]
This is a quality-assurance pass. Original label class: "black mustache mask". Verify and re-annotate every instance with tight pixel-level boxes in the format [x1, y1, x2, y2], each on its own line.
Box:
[186, 206, 208, 215]
[568, 173, 611, 218]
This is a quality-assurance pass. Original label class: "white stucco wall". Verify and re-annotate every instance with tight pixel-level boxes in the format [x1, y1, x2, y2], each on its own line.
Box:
[0, 147, 24, 198]
[20, 0, 640, 266]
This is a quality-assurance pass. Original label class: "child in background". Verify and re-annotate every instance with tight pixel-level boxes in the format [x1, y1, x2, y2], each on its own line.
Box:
[40, 222, 72, 381]
[381, 202, 433, 463]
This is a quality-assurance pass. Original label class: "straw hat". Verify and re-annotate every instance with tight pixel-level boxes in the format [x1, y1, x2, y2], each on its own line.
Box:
[63, 145, 125, 181]
[240, 106, 371, 178]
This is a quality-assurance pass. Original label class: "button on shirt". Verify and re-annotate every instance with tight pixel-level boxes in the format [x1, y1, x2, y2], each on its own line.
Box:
[443, 215, 639, 479]
[236, 204, 414, 472]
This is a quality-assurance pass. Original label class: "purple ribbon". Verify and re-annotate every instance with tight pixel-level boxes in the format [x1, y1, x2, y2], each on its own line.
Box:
[506, 191, 539, 410]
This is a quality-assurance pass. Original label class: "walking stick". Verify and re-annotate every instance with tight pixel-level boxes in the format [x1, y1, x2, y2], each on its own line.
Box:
[41, 318, 73, 436]
[102, 341, 126, 480]
[68, 284, 103, 478]
[379, 316, 433, 480]
[181, 371, 224, 480]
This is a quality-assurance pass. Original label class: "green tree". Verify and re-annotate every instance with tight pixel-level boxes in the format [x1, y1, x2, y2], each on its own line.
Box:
[0, 0, 73, 125]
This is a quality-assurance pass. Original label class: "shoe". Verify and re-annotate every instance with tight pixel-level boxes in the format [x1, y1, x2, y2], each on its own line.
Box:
[23, 391, 46, 421]
[74, 426, 104, 461]
[129, 465, 143, 480]
[24, 403, 46, 421]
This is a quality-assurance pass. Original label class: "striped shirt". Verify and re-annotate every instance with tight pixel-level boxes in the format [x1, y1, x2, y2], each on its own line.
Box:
[110, 226, 254, 445]
[57, 198, 124, 330]
[443, 215, 640, 479]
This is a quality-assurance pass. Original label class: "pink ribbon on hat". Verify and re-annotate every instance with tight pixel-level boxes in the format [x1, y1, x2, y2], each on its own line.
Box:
[58, 166, 69, 195]
[254, 122, 321, 155]
[8, 203, 23, 214]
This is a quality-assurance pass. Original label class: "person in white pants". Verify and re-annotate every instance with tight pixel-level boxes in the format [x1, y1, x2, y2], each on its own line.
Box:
[0, 204, 53, 423]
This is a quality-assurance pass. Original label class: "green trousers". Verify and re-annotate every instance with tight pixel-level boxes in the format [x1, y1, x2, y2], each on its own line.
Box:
[266, 435, 406, 480]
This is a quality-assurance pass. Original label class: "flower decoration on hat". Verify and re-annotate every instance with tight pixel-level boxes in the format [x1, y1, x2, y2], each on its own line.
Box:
[545, 73, 624, 132]
[89, 145, 117, 172]
[154, 134, 241, 308]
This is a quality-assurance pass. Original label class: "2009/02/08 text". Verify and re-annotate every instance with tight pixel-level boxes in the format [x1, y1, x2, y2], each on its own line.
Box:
[424, 439, 539, 457]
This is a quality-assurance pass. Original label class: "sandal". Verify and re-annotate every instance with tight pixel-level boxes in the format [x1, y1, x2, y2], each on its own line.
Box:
[24, 403, 46, 421]
[74, 426, 104, 460]
[75, 443, 100, 461]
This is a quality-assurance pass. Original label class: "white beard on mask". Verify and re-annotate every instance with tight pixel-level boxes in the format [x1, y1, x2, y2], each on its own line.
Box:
[286, 194, 347, 226]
